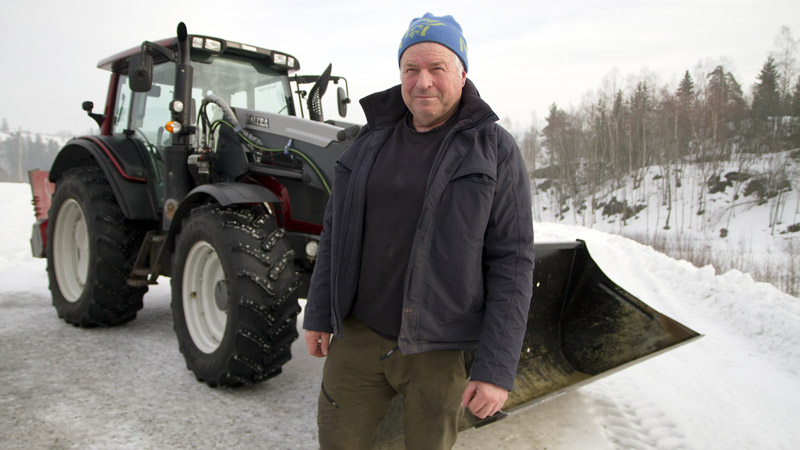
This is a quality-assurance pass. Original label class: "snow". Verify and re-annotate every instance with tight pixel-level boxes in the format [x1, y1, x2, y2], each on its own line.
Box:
[534, 152, 800, 297]
[1, 181, 799, 449]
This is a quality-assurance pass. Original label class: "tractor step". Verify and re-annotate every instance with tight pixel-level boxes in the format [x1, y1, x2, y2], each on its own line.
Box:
[127, 231, 165, 286]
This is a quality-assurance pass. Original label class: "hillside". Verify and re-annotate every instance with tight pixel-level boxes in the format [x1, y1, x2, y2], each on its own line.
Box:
[533, 150, 800, 297]
[0, 130, 70, 182]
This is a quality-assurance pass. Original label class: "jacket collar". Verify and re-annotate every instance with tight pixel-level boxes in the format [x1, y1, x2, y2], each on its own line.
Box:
[359, 78, 498, 131]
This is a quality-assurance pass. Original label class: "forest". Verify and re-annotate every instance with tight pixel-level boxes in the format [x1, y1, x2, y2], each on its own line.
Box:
[0, 119, 64, 183]
[513, 26, 799, 296]
[517, 26, 796, 222]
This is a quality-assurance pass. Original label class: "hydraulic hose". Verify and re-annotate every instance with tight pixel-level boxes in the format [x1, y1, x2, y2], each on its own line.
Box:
[199, 95, 331, 194]
[219, 119, 331, 194]
[201, 95, 264, 147]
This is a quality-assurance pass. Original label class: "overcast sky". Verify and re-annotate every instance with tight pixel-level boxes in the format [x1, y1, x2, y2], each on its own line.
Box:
[1, 0, 798, 136]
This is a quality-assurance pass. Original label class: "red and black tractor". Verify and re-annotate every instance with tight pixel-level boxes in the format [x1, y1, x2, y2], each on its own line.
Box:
[31, 23, 358, 387]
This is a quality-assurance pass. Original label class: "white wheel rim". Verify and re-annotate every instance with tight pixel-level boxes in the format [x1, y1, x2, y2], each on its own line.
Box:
[182, 241, 227, 354]
[53, 199, 90, 302]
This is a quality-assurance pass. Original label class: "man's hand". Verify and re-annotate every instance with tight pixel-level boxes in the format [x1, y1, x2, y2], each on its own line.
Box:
[304, 330, 331, 357]
[460, 380, 508, 419]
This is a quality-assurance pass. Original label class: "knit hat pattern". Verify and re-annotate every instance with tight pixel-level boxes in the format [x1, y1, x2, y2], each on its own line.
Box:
[398, 13, 468, 72]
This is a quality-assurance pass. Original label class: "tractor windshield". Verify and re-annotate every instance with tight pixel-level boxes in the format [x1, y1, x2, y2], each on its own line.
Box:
[191, 56, 294, 114]
[111, 54, 294, 207]
[113, 55, 293, 145]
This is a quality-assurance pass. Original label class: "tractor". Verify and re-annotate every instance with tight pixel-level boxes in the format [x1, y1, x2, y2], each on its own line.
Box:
[30, 22, 358, 387]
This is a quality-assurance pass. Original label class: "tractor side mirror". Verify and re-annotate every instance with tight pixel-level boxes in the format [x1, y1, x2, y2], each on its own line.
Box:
[82, 101, 104, 128]
[129, 52, 154, 93]
[337, 86, 350, 118]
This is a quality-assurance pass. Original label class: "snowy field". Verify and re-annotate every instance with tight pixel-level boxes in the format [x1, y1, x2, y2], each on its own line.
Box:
[1, 181, 799, 449]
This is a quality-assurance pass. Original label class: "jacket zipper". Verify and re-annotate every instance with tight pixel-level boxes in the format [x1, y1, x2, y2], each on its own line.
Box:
[400, 112, 497, 344]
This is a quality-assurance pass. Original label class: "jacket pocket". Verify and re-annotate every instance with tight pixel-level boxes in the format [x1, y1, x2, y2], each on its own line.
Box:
[454, 172, 496, 184]
[435, 170, 495, 243]
[334, 162, 351, 174]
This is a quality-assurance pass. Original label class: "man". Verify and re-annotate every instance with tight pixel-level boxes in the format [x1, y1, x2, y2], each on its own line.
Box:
[303, 12, 534, 450]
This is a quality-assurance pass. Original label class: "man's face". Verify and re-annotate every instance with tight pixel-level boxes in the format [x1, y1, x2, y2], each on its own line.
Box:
[400, 42, 467, 132]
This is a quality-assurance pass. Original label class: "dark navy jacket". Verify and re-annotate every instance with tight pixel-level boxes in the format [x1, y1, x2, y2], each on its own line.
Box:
[303, 79, 534, 391]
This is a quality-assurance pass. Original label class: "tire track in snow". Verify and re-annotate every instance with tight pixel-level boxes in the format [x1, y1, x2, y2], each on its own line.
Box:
[589, 382, 688, 450]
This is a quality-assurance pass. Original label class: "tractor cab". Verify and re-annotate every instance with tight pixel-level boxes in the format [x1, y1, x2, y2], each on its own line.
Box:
[85, 35, 329, 207]
[81, 30, 354, 227]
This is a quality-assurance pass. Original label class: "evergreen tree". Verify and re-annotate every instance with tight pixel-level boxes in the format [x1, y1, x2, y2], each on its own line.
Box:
[706, 66, 746, 157]
[630, 81, 651, 171]
[591, 97, 611, 175]
[753, 57, 781, 119]
[610, 90, 629, 180]
[543, 103, 570, 172]
[792, 75, 800, 146]
[707, 66, 745, 113]
[793, 75, 800, 117]
[543, 104, 581, 219]
[752, 57, 783, 147]
[676, 70, 695, 104]
[675, 70, 696, 159]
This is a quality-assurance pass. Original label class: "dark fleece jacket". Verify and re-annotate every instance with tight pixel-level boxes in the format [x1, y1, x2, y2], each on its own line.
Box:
[303, 79, 534, 391]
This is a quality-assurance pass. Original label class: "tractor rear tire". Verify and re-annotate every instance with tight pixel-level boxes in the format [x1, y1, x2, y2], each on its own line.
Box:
[47, 166, 149, 326]
[171, 203, 301, 387]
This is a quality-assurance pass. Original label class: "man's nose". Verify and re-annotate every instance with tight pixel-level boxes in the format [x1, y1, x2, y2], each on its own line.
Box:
[417, 70, 434, 88]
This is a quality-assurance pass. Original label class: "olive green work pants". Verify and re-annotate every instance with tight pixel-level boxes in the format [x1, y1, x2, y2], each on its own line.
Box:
[317, 316, 471, 450]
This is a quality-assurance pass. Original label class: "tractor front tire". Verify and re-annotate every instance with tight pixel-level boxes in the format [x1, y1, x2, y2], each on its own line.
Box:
[171, 204, 301, 387]
[47, 166, 149, 326]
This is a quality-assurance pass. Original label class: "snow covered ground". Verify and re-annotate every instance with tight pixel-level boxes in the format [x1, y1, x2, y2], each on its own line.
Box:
[1, 181, 799, 449]
[534, 152, 800, 297]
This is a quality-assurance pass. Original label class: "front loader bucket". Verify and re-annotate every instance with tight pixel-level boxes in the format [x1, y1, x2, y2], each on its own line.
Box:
[374, 240, 700, 448]
[483, 240, 700, 418]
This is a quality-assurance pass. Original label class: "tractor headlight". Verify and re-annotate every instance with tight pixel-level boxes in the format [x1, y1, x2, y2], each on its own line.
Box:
[191, 37, 222, 53]
[305, 240, 319, 260]
[273, 53, 287, 65]
[204, 39, 222, 52]
[171, 100, 184, 113]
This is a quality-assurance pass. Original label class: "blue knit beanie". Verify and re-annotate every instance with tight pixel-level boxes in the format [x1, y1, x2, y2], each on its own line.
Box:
[398, 13, 468, 72]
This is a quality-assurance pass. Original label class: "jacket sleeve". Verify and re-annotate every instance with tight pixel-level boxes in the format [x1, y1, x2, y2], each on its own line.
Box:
[469, 128, 535, 391]
[302, 125, 372, 335]
[302, 190, 335, 333]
